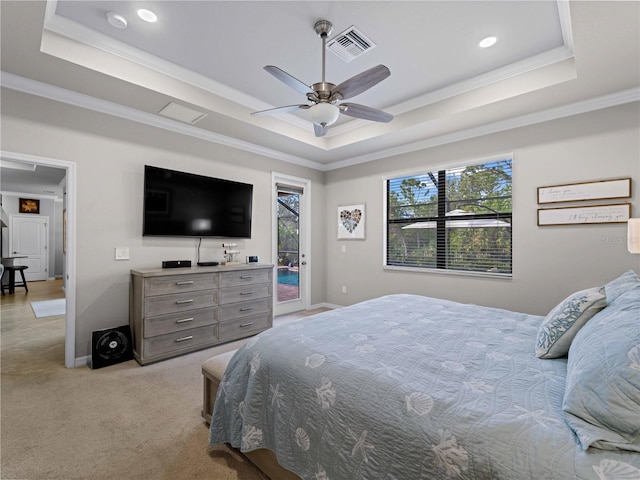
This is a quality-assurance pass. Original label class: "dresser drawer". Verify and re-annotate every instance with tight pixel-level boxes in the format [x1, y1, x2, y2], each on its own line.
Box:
[143, 325, 218, 358]
[144, 307, 217, 338]
[219, 283, 271, 305]
[144, 290, 217, 316]
[219, 269, 271, 288]
[218, 297, 271, 321]
[219, 313, 272, 340]
[145, 273, 217, 296]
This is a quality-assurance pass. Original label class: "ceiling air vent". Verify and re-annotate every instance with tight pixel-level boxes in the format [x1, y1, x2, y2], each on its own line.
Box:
[327, 26, 377, 63]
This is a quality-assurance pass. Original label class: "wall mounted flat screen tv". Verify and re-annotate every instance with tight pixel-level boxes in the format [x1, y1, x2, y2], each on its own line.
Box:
[143, 165, 253, 238]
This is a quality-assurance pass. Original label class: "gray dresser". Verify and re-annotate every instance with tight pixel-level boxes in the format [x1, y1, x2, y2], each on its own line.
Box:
[130, 264, 273, 365]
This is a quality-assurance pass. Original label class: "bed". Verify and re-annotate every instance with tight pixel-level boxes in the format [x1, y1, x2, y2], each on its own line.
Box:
[209, 271, 640, 479]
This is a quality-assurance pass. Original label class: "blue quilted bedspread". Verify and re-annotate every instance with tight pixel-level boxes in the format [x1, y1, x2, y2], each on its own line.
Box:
[209, 294, 639, 479]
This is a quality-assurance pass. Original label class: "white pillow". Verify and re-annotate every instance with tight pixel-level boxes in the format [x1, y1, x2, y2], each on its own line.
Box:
[535, 287, 606, 359]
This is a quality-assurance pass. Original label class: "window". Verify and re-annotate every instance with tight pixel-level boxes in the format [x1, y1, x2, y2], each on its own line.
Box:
[385, 158, 512, 275]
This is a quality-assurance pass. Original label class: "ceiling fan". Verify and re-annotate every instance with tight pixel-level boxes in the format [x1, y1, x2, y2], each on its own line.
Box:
[251, 20, 393, 137]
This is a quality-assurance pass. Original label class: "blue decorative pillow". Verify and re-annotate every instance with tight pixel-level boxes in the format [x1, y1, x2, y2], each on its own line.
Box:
[562, 287, 640, 451]
[604, 269, 640, 304]
[535, 287, 606, 359]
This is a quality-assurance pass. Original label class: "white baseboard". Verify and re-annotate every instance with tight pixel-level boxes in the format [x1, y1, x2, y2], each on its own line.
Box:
[74, 355, 90, 368]
[309, 302, 342, 310]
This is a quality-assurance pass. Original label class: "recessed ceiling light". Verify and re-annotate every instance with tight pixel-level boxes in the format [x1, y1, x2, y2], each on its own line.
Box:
[137, 9, 157, 23]
[479, 36, 497, 48]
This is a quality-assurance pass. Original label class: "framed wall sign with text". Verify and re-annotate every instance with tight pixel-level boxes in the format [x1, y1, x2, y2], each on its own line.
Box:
[537, 203, 631, 226]
[537, 178, 631, 204]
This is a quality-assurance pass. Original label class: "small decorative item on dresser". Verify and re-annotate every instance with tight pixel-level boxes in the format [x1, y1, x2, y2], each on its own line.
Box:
[222, 243, 241, 265]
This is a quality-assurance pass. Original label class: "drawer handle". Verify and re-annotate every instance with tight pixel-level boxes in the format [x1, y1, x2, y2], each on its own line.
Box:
[240, 322, 254, 327]
[240, 306, 254, 312]
[176, 317, 194, 324]
[175, 299, 194, 304]
[240, 275, 254, 279]
[176, 280, 194, 285]
[240, 291, 254, 296]
[175, 335, 193, 342]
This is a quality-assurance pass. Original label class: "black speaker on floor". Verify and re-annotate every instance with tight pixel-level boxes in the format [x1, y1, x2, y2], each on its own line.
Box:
[90, 325, 134, 369]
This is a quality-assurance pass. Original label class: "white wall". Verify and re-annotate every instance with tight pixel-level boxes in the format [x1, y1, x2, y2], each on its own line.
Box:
[0, 89, 326, 358]
[324, 103, 640, 315]
[2, 86, 638, 360]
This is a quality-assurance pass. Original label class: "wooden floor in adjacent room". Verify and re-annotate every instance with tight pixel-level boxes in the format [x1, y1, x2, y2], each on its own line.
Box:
[1, 277, 65, 303]
[0, 278, 67, 374]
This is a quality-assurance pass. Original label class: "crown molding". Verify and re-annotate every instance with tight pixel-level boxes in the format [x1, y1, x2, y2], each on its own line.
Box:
[1, 72, 324, 171]
[325, 88, 640, 171]
[2, 72, 637, 172]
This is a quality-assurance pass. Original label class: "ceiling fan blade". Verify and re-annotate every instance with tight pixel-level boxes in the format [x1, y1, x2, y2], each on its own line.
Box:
[314, 123, 328, 137]
[340, 103, 394, 123]
[332, 65, 391, 100]
[264, 66, 314, 96]
[251, 104, 310, 116]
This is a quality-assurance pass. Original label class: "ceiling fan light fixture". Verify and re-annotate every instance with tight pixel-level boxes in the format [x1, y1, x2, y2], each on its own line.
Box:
[309, 103, 340, 126]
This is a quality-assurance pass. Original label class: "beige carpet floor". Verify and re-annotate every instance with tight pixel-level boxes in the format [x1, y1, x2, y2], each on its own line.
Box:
[1, 285, 326, 480]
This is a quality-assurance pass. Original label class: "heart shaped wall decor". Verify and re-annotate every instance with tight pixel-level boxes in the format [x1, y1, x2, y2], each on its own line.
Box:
[340, 208, 362, 233]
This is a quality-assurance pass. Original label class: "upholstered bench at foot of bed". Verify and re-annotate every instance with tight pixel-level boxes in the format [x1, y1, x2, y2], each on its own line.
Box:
[202, 349, 237, 423]
[202, 350, 302, 480]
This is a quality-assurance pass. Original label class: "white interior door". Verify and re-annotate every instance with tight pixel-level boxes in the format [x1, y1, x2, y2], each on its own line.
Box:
[9, 214, 48, 281]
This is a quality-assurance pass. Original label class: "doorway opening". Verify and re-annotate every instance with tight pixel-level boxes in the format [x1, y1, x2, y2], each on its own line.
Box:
[0, 151, 77, 368]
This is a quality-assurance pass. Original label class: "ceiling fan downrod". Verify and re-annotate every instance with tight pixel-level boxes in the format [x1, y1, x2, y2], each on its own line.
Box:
[314, 20, 333, 84]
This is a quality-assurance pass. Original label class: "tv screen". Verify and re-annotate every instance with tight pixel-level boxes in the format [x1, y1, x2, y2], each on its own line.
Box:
[143, 165, 253, 238]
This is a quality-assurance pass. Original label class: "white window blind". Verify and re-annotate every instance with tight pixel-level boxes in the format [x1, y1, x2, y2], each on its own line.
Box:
[385, 159, 512, 275]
